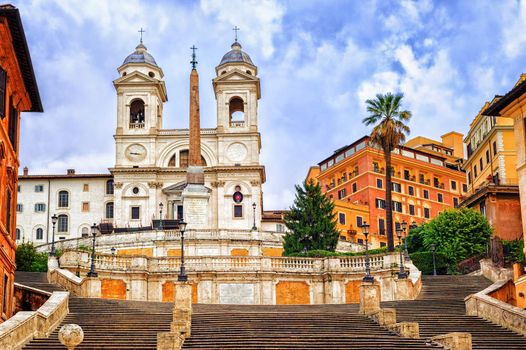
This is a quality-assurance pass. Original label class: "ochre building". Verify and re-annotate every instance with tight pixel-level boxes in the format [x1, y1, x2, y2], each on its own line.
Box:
[0, 4, 42, 322]
[460, 100, 521, 241]
[307, 135, 467, 248]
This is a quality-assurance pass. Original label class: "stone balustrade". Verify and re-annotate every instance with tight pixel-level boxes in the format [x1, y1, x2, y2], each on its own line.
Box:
[59, 250, 388, 274]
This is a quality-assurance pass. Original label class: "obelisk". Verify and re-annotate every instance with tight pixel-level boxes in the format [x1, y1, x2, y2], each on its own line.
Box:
[182, 46, 210, 229]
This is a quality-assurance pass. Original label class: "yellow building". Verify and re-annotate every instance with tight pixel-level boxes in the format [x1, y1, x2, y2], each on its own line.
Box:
[405, 132, 464, 169]
[461, 100, 521, 241]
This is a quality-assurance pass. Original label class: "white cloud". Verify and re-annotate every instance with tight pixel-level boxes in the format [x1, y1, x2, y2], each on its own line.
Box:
[502, 0, 526, 58]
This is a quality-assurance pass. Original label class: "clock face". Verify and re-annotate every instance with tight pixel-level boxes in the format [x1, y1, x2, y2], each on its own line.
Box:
[226, 142, 248, 162]
[125, 144, 147, 162]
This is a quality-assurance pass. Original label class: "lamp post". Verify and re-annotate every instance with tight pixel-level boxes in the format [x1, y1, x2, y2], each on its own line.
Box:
[87, 223, 98, 277]
[177, 220, 188, 282]
[159, 202, 164, 230]
[431, 243, 437, 276]
[360, 221, 374, 283]
[251, 202, 257, 231]
[401, 220, 409, 261]
[50, 214, 58, 256]
[396, 225, 407, 279]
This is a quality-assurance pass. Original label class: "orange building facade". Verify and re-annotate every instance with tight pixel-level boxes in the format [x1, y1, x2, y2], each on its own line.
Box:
[308, 135, 467, 248]
[0, 5, 42, 322]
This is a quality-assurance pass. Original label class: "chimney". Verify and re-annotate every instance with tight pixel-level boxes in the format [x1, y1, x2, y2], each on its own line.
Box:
[23, 166, 28, 176]
[67, 169, 75, 175]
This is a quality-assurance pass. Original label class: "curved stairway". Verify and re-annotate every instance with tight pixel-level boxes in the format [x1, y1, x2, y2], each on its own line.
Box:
[382, 275, 526, 350]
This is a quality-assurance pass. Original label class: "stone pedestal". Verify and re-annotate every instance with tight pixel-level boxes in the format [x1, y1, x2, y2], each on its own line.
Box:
[369, 308, 397, 326]
[359, 282, 381, 314]
[182, 182, 210, 230]
[392, 322, 419, 338]
[157, 332, 184, 350]
[431, 332, 472, 350]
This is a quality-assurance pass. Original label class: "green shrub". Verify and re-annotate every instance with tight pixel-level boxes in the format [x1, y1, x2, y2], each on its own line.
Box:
[16, 243, 48, 272]
[410, 251, 449, 275]
[502, 239, 526, 265]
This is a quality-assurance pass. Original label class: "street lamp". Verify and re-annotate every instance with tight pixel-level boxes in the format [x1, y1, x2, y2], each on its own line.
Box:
[87, 223, 98, 277]
[159, 202, 164, 230]
[360, 221, 374, 283]
[251, 202, 257, 231]
[396, 225, 407, 279]
[50, 214, 58, 256]
[177, 219, 188, 282]
[401, 220, 409, 261]
[431, 243, 437, 276]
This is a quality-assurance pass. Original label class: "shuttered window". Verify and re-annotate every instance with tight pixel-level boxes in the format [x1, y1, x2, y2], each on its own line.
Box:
[0, 68, 6, 119]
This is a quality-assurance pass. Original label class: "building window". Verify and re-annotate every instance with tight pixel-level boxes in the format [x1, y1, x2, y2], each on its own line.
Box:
[35, 203, 46, 212]
[0, 67, 6, 118]
[356, 216, 363, 228]
[57, 215, 68, 232]
[179, 150, 189, 168]
[375, 198, 386, 209]
[409, 204, 415, 215]
[479, 201, 486, 217]
[357, 238, 364, 245]
[106, 180, 114, 195]
[408, 186, 414, 196]
[451, 181, 457, 190]
[58, 191, 69, 208]
[15, 228, 20, 240]
[35, 185, 44, 192]
[493, 141, 497, 156]
[8, 97, 18, 151]
[462, 184, 468, 192]
[479, 158, 483, 171]
[83, 184, 89, 192]
[437, 193, 443, 203]
[130, 99, 145, 124]
[339, 213, 346, 225]
[81, 227, 89, 237]
[106, 202, 114, 219]
[380, 242, 386, 247]
[378, 218, 385, 235]
[17, 185, 20, 193]
[474, 165, 478, 177]
[486, 150, 490, 164]
[352, 183, 357, 193]
[6, 190, 11, 234]
[276, 224, 285, 233]
[423, 189, 429, 199]
[393, 201, 402, 213]
[82, 202, 90, 212]
[36, 228, 43, 240]
[16, 204, 23, 212]
[338, 188, 346, 200]
[233, 205, 243, 218]
[424, 208, 430, 218]
[3, 274, 8, 315]
[467, 172, 471, 185]
[392, 182, 401, 193]
[131, 206, 141, 220]
[376, 178, 383, 189]
[453, 197, 459, 207]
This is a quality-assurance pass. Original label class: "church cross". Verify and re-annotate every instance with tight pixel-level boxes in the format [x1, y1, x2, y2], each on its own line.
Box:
[233, 26, 240, 42]
[190, 45, 198, 69]
[138, 28, 145, 43]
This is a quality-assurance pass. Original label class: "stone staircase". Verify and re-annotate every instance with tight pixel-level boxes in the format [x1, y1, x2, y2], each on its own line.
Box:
[183, 304, 441, 349]
[382, 275, 526, 350]
[15, 272, 66, 293]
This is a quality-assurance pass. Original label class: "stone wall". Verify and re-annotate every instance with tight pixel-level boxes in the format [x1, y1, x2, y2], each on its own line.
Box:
[13, 283, 51, 313]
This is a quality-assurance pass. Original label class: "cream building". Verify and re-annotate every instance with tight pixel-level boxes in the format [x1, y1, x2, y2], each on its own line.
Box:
[17, 39, 283, 248]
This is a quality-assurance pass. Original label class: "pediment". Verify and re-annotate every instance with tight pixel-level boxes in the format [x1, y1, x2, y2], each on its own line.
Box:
[163, 181, 187, 194]
[213, 69, 259, 83]
[113, 71, 159, 85]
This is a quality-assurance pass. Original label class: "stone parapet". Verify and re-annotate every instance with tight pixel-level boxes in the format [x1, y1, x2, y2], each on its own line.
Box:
[359, 282, 381, 314]
[390, 322, 419, 339]
[431, 332, 472, 350]
[0, 291, 69, 349]
[368, 308, 396, 326]
[480, 259, 513, 282]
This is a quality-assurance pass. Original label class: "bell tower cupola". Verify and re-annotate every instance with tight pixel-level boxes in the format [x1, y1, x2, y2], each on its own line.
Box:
[113, 35, 167, 136]
[213, 35, 260, 133]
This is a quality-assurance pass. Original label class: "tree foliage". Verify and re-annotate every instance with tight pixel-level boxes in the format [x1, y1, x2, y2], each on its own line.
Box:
[283, 180, 340, 254]
[16, 243, 48, 272]
[362, 92, 411, 252]
[417, 208, 492, 265]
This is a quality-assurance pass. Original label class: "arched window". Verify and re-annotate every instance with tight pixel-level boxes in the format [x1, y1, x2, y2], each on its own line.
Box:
[201, 155, 207, 167]
[36, 228, 43, 240]
[57, 215, 68, 233]
[106, 180, 114, 195]
[106, 202, 114, 219]
[58, 191, 69, 208]
[81, 227, 89, 237]
[130, 99, 145, 124]
[179, 150, 189, 168]
[229, 97, 244, 122]
[168, 154, 176, 167]
[15, 228, 20, 240]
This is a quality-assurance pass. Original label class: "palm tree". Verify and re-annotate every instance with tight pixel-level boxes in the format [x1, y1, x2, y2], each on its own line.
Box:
[362, 92, 411, 252]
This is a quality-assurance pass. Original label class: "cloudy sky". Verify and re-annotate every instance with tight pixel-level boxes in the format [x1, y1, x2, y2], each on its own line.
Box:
[13, 0, 526, 210]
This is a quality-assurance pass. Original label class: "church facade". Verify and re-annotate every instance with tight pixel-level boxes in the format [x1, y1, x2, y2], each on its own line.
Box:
[17, 39, 285, 245]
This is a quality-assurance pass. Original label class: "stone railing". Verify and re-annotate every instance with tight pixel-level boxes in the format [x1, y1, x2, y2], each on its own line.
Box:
[465, 278, 526, 336]
[0, 291, 69, 349]
[14, 283, 51, 313]
[59, 250, 390, 275]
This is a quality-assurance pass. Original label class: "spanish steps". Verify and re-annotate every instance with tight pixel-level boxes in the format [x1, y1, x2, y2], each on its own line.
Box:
[14, 272, 526, 349]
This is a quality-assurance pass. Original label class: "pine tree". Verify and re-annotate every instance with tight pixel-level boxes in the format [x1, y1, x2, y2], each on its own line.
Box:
[283, 180, 340, 255]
